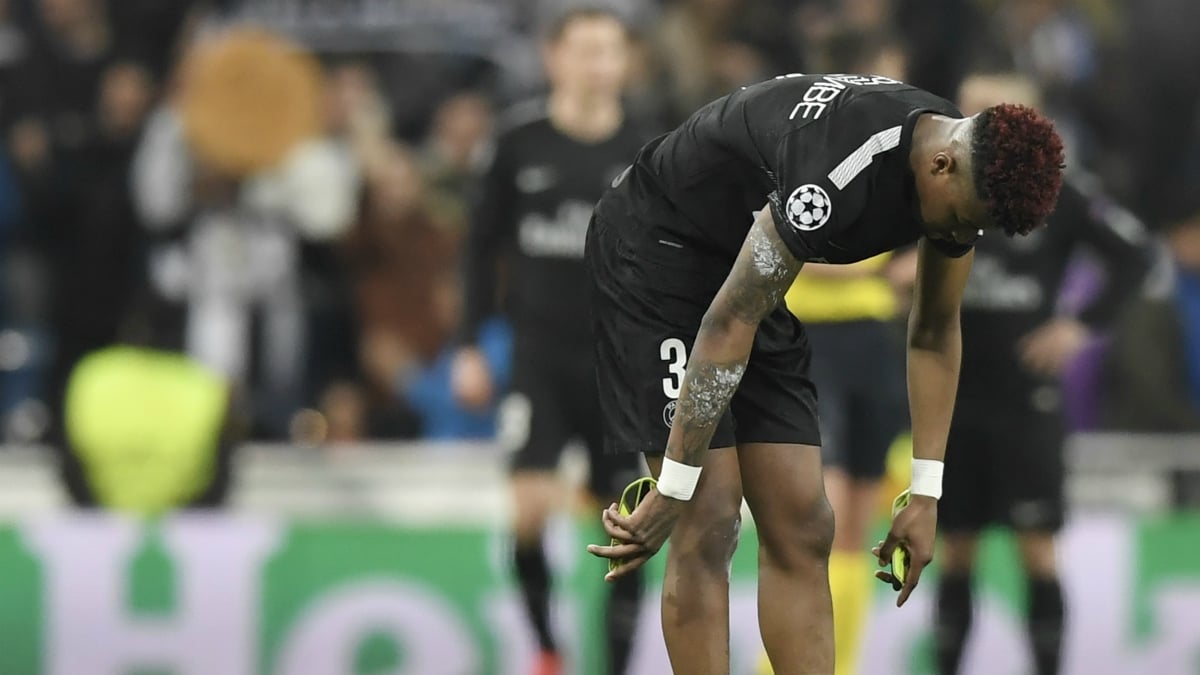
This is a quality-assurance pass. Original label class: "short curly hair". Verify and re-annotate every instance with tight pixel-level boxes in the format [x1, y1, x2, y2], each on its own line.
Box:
[969, 103, 1066, 236]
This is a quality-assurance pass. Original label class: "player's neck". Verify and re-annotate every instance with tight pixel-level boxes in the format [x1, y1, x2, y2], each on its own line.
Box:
[548, 92, 623, 143]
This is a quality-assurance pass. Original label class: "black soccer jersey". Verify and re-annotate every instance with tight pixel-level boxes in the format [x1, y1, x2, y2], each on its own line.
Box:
[599, 73, 969, 266]
[956, 172, 1155, 409]
[460, 102, 647, 350]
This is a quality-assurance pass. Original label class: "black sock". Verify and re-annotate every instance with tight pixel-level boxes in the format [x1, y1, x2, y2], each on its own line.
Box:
[604, 567, 643, 675]
[1028, 576, 1065, 675]
[935, 574, 973, 675]
[514, 540, 556, 653]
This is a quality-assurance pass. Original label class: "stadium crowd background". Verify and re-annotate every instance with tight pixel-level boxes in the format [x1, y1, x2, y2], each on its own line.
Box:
[2, 0, 1197, 459]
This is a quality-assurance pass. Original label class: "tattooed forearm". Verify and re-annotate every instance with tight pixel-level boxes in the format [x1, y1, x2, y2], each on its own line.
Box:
[721, 213, 804, 324]
[663, 209, 803, 466]
[671, 360, 746, 464]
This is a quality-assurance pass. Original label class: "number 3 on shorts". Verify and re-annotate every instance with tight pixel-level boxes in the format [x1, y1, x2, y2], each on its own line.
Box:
[660, 338, 688, 399]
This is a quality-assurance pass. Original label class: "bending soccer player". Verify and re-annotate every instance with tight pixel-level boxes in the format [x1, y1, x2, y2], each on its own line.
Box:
[452, 8, 649, 675]
[933, 72, 1155, 675]
[585, 73, 1065, 674]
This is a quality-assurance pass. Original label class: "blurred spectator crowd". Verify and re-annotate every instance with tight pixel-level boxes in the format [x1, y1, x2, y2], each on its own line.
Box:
[0, 0, 1197, 463]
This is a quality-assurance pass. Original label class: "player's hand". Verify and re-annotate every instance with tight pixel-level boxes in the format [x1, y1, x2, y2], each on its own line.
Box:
[873, 494, 937, 607]
[450, 347, 493, 410]
[1018, 317, 1089, 377]
[586, 489, 685, 581]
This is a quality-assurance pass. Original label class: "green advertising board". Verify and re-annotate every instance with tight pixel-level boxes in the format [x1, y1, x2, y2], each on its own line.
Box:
[0, 513, 1197, 674]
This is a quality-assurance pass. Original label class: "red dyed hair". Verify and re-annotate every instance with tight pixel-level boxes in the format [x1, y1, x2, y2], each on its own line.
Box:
[969, 103, 1066, 236]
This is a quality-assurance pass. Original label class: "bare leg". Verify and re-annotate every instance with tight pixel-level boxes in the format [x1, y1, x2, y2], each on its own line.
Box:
[646, 448, 744, 675]
[739, 443, 835, 674]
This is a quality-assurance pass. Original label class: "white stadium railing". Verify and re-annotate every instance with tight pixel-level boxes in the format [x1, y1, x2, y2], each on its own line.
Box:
[0, 434, 1196, 520]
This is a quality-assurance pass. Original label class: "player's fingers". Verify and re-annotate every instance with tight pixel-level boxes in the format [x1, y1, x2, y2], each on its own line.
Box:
[602, 507, 641, 541]
[601, 510, 637, 542]
[878, 531, 902, 561]
[586, 541, 644, 560]
[605, 553, 651, 581]
[607, 505, 638, 530]
[875, 570, 903, 592]
[872, 543, 888, 566]
[1034, 343, 1063, 375]
[897, 557, 928, 607]
[1018, 334, 1049, 361]
[1026, 342, 1050, 369]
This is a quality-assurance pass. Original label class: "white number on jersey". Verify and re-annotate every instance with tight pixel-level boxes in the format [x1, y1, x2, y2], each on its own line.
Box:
[660, 338, 688, 399]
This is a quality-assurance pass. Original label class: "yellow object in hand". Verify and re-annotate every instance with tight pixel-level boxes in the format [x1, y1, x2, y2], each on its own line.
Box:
[610, 477, 657, 573]
[890, 490, 912, 587]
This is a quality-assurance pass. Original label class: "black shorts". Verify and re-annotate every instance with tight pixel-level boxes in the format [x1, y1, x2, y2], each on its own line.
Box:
[586, 197, 821, 457]
[807, 320, 907, 479]
[499, 345, 644, 499]
[940, 405, 1066, 533]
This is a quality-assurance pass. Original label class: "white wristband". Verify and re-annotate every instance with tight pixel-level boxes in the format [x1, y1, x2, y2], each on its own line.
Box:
[657, 458, 702, 501]
[910, 459, 944, 500]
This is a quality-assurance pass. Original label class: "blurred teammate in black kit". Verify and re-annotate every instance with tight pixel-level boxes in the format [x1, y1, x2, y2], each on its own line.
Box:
[451, 8, 648, 675]
[934, 73, 1156, 675]
[584, 71, 1065, 673]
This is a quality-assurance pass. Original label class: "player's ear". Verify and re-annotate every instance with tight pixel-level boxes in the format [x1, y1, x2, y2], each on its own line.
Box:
[931, 151, 955, 176]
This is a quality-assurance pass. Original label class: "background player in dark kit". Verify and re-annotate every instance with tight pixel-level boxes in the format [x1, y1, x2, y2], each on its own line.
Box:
[451, 8, 649, 675]
[585, 73, 1065, 674]
[934, 72, 1155, 675]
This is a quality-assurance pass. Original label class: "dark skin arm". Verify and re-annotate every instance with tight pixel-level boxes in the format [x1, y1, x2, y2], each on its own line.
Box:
[587, 206, 804, 577]
[873, 238, 973, 606]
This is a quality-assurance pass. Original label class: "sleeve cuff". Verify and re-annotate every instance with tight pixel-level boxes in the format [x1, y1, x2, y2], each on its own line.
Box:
[926, 237, 974, 259]
[768, 191, 814, 262]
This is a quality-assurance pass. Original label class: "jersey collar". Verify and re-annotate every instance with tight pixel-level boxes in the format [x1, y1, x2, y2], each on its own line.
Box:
[900, 107, 930, 231]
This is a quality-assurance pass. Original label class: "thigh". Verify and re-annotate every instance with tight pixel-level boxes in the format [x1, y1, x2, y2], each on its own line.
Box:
[589, 214, 735, 458]
[994, 410, 1065, 533]
[736, 442, 831, 554]
[502, 361, 572, 474]
[730, 306, 822, 448]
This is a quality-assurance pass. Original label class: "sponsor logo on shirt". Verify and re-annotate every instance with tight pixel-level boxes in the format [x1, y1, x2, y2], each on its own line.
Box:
[517, 200, 594, 258]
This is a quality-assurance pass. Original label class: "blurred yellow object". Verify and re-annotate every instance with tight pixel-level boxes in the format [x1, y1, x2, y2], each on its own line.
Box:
[609, 477, 656, 573]
[180, 28, 324, 176]
[890, 490, 912, 586]
[66, 347, 229, 515]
